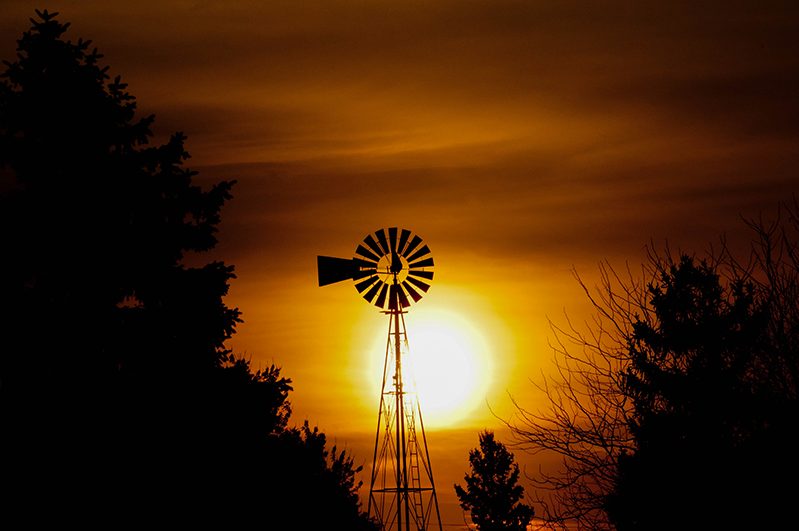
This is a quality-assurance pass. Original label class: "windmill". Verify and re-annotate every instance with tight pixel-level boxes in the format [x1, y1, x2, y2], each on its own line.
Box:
[317, 227, 443, 531]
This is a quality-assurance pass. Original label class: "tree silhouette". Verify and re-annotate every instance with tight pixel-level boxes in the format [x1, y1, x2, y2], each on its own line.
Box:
[455, 430, 534, 531]
[0, 11, 377, 529]
[508, 203, 799, 530]
[0, 8, 237, 405]
[0, 7, 237, 489]
[605, 253, 797, 530]
[264, 421, 379, 530]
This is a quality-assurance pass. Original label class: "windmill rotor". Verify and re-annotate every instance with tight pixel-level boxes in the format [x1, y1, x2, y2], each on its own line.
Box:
[317, 227, 434, 311]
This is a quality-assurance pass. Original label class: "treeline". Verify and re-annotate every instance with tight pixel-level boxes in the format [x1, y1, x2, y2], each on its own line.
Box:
[0, 11, 377, 529]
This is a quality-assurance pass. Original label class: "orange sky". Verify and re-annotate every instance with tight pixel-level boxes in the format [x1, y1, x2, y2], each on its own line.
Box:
[3, 1, 798, 526]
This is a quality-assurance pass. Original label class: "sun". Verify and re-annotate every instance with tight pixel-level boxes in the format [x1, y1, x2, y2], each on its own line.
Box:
[367, 308, 494, 428]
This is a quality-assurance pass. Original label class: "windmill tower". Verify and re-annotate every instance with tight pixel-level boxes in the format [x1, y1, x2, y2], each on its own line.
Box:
[317, 227, 443, 531]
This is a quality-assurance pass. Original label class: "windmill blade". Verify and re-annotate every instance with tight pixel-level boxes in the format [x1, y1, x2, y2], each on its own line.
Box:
[317, 256, 359, 286]
[363, 234, 384, 257]
[406, 244, 430, 264]
[396, 284, 410, 308]
[406, 275, 431, 292]
[354, 257, 377, 269]
[408, 270, 434, 280]
[353, 268, 376, 281]
[375, 229, 390, 255]
[402, 280, 423, 303]
[355, 275, 379, 293]
[404, 235, 422, 256]
[398, 229, 411, 254]
[355, 244, 381, 263]
[388, 284, 405, 310]
[375, 283, 389, 309]
[409, 257, 434, 269]
[388, 227, 398, 252]
[363, 281, 383, 303]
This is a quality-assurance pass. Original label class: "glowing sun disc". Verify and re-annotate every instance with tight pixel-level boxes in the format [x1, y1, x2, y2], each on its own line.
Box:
[369, 310, 493, 428]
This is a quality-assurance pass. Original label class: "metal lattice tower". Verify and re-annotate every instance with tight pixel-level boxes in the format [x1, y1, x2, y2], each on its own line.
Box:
[317, 227, 442, 531]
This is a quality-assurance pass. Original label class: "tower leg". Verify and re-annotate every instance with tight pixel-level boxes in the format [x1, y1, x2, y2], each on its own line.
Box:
[368, 304, 442, 531]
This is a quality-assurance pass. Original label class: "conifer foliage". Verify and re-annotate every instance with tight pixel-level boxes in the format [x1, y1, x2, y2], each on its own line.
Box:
[0, 11, 377, 529]
[455, 431, 535, 531]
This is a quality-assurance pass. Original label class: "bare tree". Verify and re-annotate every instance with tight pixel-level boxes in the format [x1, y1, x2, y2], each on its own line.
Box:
[505, 260, 642, 530]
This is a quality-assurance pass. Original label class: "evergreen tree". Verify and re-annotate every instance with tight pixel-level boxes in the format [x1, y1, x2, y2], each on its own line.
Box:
[606, 255, 797, 530]
[0, 11, 378, 529]
[0, 8, 238, 397]
[455, 431, 535, 531]
[0, 8, 234, 513]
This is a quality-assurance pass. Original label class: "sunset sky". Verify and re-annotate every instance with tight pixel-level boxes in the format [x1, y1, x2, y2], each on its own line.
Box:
[3, 0, 798, 526]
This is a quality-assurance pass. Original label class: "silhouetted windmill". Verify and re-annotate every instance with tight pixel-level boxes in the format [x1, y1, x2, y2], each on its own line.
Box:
[318, 227, 443, 531]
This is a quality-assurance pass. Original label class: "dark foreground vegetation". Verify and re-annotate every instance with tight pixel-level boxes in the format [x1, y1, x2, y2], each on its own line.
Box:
[509, 208, 799, 530]
[0, 11, 377, 529]
[455, 430, 534, 531]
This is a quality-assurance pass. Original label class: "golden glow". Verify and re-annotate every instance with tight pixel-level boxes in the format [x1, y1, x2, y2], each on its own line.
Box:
[367, 307, 494, 429]
[407, 315, 492, 427]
